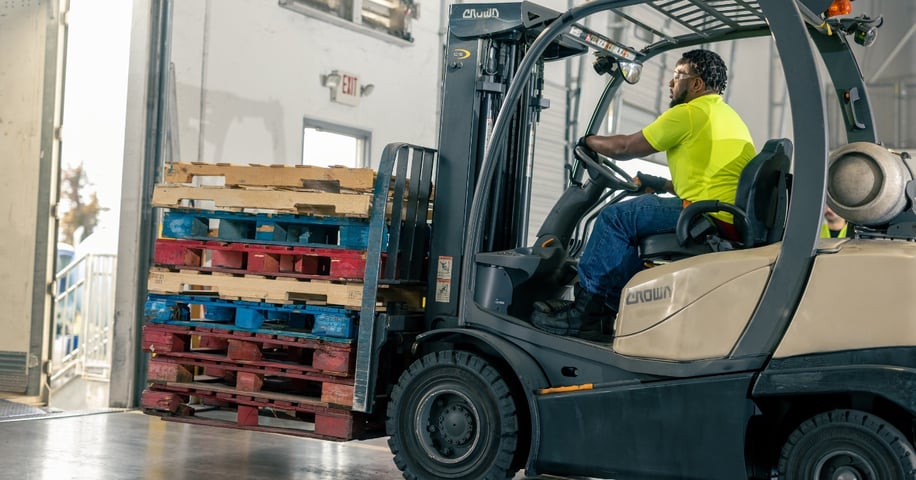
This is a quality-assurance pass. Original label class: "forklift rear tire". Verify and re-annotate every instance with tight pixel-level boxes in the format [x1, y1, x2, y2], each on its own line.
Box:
[386, 350, 519, 480]
[778, 409, 916, 480]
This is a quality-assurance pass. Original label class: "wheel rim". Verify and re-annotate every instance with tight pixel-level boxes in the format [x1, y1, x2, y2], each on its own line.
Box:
[413, 387, 482, 465]
[814, 449, 877, 480]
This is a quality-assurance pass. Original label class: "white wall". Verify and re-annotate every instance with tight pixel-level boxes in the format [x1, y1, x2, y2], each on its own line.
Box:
[0, 3, 45, 363]
[165, 0, 793, 176]
[170, 0, 442, 168]
[0, 1, 63, 396]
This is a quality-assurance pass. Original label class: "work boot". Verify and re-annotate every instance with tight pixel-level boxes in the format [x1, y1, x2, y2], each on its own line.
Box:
[531, 286, 614, 341]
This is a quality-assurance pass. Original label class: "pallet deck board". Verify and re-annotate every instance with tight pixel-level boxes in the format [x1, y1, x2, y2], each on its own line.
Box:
[162, 162, 376, 192]
[152, 185, 373, 217]
[142, 323, 355, 374]
[146, 293, 358, 338]
[146, 356, 356, 406]
[143, 323, 354, 349]
[153, 238, 374, 281]
[141, 383, 370, 441]
[142, 383, 373, 440]
[147, 348, 356, 382]
[160, 209, 373, 250]
[148, 269, 364, 307]
[147, 269, 421, 309]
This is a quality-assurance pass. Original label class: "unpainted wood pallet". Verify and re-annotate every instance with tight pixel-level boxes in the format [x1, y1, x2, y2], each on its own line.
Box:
[162, 162, 376, 192]
[152, 185, 373, 217]
[147, 269, 422, 310]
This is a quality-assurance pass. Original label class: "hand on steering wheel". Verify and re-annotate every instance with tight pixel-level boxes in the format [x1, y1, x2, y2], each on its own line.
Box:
[635, 171, 670, 194]
[574, 142, 639, 192]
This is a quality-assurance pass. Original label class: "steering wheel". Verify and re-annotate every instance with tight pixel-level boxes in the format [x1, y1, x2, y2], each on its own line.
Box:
[574, 145, 639, 192]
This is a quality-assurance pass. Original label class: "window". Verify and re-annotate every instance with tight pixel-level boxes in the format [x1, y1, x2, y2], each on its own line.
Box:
[279, 0, 418, 44]
[302, 119, 370, 168]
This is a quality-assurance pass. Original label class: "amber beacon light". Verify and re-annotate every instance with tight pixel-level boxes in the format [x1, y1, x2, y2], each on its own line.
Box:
[826, 0, 852, 18]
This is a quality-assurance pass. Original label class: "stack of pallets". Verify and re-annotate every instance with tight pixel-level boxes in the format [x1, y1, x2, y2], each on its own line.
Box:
[139, 162, 420, 440]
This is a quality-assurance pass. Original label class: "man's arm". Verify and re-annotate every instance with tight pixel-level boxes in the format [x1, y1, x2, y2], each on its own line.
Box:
[585, 131, 658, 160]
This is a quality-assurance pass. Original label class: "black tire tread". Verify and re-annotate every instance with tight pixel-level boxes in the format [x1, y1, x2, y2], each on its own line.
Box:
[778, 409, 916, 480]
[386, 350, 520, 480]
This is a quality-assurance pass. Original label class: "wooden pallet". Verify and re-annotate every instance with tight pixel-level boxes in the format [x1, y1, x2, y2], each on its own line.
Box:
[147, 351, 353, 387]
[141, 385, 376, 441]
[147, 269, 421, 309]
[152, 185, 373, 217]
[160, 209, 372, 250]
[142, 323, 354, 373]
[147, 355, 354, 406]
[162, 162, 376, 192]
[153, 238, 376, 281]
[146, 293, 358, 338]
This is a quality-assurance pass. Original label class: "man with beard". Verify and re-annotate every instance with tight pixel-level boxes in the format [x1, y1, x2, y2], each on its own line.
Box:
[532, 49, 756, 341]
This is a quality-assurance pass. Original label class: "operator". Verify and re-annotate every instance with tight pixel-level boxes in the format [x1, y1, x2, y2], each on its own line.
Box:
[533, 49, 756, 340]
[821, 206, 850, 238]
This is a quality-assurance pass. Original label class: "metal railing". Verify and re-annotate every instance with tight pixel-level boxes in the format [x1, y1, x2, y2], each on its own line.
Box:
[49, 253, 117, 388]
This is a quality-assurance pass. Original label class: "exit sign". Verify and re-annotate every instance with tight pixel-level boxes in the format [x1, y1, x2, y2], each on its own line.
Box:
[331, 71, 360, 106]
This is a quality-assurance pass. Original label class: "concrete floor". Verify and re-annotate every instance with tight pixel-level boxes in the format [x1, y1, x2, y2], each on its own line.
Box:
[0, 409, 572, 480]
[48, 376, 110, 411]
[0, 410, 404, 480]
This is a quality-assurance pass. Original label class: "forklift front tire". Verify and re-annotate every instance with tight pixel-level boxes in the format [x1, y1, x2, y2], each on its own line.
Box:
[778, 409, 916, 480]
[386, 350, 520, 480]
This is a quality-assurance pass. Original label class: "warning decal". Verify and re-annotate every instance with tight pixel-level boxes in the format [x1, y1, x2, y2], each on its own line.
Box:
[435, 256, 453, 302]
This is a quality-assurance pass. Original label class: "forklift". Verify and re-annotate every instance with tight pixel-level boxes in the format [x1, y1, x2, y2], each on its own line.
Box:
[348, 0, 916, 478]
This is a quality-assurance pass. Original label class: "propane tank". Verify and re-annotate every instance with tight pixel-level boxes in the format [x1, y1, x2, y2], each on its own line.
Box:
[827, 142, 912, 226]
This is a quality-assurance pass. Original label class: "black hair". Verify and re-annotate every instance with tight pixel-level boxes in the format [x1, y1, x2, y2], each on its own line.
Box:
[681, 49, 728, 94]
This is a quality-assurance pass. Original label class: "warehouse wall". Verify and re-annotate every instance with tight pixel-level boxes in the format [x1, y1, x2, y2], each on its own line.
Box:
[849, 0, 916, 148]
[169, 0, 442, 168]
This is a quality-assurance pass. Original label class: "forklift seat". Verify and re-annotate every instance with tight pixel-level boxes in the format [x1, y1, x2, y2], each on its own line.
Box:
[638, 138, 793, 262]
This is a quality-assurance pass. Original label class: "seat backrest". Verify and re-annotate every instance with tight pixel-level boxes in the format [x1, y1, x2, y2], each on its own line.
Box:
[735, 138, 792, 246]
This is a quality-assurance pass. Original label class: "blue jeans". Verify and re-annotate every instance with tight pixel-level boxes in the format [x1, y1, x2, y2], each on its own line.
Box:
[578, 194, 684, 309]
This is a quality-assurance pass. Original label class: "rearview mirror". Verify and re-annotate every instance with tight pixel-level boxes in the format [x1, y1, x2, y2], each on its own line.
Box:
[618, 60, 642, 84]
[593, 55, 642, 84]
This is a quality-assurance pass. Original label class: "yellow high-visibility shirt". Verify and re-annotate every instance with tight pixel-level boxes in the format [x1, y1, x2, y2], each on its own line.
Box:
[820, 222, 849, 238]
[642, 94, 756, 223]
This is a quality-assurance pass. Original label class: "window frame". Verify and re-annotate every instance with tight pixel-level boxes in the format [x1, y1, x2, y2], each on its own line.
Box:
[279, 0, 416, 46]
[302, 117, 372, 168]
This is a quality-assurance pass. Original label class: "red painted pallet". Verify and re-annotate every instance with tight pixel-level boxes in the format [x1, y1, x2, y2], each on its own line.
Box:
[142, 323, 355, 376]
[141, 385, 378, 441]
[146, 353, 355, 407]
[153, 238, 378, 281]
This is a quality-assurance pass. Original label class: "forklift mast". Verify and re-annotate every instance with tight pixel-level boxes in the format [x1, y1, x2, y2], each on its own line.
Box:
[426, 2, 557, 328]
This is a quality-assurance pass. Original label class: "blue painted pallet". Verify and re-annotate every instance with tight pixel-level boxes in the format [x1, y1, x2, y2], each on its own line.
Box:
[160, 208, 377, 250]
[144, 293, 356, 340]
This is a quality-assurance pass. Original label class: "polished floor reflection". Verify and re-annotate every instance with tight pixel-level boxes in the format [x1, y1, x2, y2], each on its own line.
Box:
[0, 410, 402, 480]
[0, 410, 574, 479]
